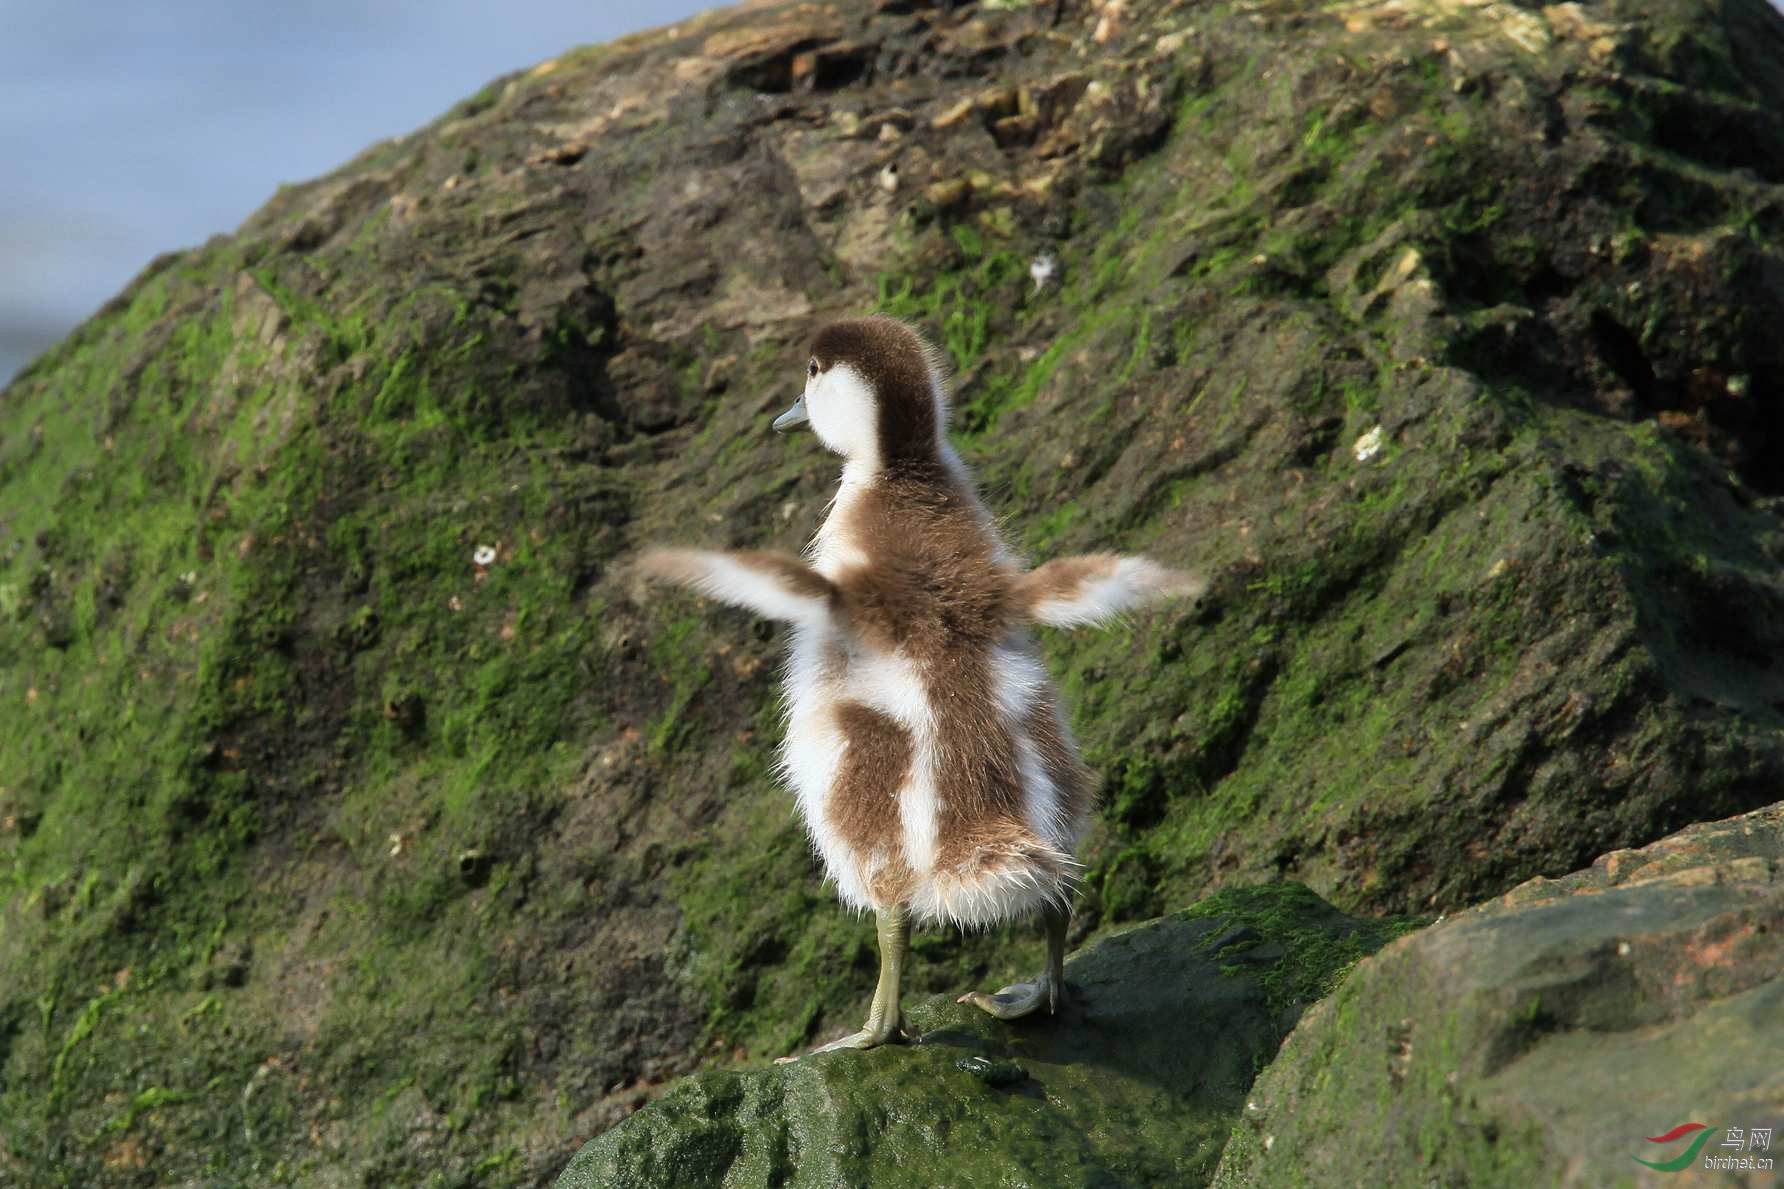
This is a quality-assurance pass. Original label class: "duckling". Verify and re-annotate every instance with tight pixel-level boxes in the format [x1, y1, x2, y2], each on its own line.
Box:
[640, 316, 1202, 1055]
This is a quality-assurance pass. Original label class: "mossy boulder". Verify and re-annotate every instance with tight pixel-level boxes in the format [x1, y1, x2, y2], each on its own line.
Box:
[2, 0, 1783, 1182]
[1217, 803, 1784, 1187]
[559, 884, 1415, 1188]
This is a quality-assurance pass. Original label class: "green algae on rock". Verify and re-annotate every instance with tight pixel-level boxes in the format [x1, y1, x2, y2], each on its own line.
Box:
[1216, 803, 1784, 1188]
[1, 0, 1783, 1182]
[558, 884, 1415, 1189]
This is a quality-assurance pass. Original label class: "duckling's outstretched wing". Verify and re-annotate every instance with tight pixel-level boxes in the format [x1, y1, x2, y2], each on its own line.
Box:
[638, 548, 836, 627]
[1015, 553, 1204, 628]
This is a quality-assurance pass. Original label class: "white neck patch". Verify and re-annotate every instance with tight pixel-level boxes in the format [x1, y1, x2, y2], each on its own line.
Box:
[806, 362, 882, 469]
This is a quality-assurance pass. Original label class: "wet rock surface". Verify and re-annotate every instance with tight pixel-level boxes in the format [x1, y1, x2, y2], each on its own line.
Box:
[1217, 804, 1784, 1188]
[558, 884, 1412, 1189]
[1, 0, 1781, 1183]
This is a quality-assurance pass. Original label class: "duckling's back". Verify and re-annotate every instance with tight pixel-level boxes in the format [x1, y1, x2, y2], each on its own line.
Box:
[781, 464, 1092, 928]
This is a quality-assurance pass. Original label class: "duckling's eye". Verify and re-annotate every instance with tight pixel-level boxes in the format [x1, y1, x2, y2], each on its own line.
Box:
[807, 358, 819, 379]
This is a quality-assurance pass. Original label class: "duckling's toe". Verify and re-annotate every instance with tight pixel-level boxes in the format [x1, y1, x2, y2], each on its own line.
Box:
[777, 1021, 906, 1063]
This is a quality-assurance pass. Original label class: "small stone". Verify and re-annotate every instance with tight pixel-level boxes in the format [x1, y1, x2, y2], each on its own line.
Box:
[1093, 0, 1126, 43]
[924, 178, 970, 211]
[955, 1056, 1028, 1088]
[1352, 425, 1386, 463]
[1390, 248, 1423, 285]
[931, 97, 976, 131]
[1156, 29, 1192, 55]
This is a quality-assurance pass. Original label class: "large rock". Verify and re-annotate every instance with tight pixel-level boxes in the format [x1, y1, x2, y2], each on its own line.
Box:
[1, 0, 1782, 1182]
[1217, 803, 1784, 1187]
[559, 884, 1414, 1188]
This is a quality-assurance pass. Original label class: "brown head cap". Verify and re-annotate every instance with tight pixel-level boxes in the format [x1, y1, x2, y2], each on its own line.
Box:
[810, 317, 949, 467]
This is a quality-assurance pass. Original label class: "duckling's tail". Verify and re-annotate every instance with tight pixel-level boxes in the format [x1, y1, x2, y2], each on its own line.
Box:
[915, 834, 1081, 930]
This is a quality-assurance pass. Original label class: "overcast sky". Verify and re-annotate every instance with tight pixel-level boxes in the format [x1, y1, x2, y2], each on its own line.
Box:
[0, 1, 716, 383]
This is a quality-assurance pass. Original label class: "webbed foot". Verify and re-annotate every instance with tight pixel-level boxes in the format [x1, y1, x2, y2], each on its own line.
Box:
[957, 900, 1070, 1023]
[957, 979, 1055, 1019]
[779, 1017, 906, 1062]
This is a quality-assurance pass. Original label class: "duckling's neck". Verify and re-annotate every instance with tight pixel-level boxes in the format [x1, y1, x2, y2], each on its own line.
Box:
[810, 457, 882, 576]
[841, 447, 962, 502]
[810, 443, 996, 579]
[839, 455, 881, 491]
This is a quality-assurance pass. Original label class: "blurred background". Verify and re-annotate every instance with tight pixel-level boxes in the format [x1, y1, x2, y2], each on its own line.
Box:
[0, 1, 715, 384]
[11, 1, 1783, 388]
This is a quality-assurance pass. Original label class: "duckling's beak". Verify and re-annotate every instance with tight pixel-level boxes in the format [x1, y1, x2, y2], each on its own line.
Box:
[772, 397, 809, 432]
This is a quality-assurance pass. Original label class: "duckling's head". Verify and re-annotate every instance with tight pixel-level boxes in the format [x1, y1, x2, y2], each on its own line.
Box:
[774, 317, 949, 469]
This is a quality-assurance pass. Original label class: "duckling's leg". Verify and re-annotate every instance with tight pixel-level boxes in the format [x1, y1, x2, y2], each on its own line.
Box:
[957, 900, 1069, 1020]
[790, 904, 910, 1058]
